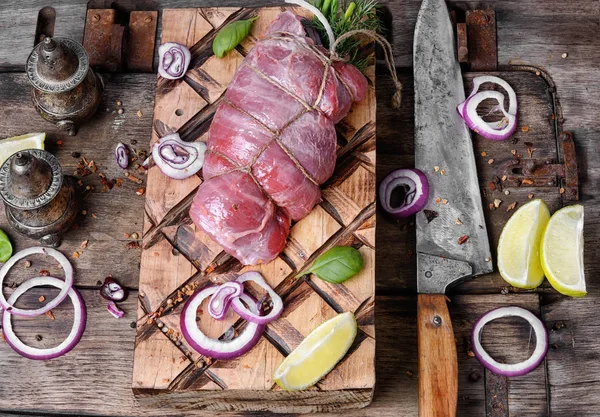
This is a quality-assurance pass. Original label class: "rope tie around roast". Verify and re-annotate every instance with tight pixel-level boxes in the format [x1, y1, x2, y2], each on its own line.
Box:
[330, 29, 403, 109]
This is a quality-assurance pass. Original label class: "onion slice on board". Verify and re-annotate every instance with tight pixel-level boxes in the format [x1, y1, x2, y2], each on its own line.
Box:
[379, 168, 429, 219]
[158, 42, 191, 80]
[208, 281, 244, 321]
[107, 301, 125, 319]
[231, 271, 284, 325]
[152, 133, 206, 180]
[181, 286, 264, 359]
[2, 276, 86, 360]
[100, 276, 128, 302]
[471, 306, 548, 377]
[457, 75, 518, 141]
[0, 247, 73, 317]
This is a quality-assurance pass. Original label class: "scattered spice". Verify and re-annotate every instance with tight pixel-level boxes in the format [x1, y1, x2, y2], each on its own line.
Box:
[46, 310, 55, 320]
[24, 260, 31, 268]
[442, 199, 449, 205]
[521, 179, 534, 186]
[435, 197, 441, 204]
[487, 159, 494, 165]
[38, 295, 45, 303]
[116, 100, 122, 106]
[527, 147, 537, 158]
[80, 240, 89, 249]
[559, 187, 565, 194]
[493, 199, 502, 208]
[126, 241, 141, 249]
[137, 110, 143, 118]
[521, 126, 530, 133]
[434, 166, 440, 173]
[441, 169, 446, 176]
[511, 149, 517, 156]
[82, 210, 87, 216]
[504, 190, 510, 195]
[131, 232, 139, 240]
[118, 108, 124, 115]
[500, 287, 509, 295]
[115, 178, 124, 188]
[162, 378, 170, 383]
[125, 172, 143, 184]
[528, 193, 534, 199]
[72, 252, 80, 259]
[489, 182, 496, 191]
[481, 151, 487, 157]
[457, 235, 469, 245]
[36, 335, 43, 342]
[552, 321, 566, 331]
[39, 270, 50, 277]
[501, 175, 507, 182]
[136, 187, 146, 196]
[124, 233, 131, 238]
[485, 257, 491, 262]
[506, 201, 518, 212]
[561, 52, 568, 59]
[455, 218, 463, 225]
[489, 203, 495, 210]
[406, 370, 414, 377]
[467, 348, 475, 358]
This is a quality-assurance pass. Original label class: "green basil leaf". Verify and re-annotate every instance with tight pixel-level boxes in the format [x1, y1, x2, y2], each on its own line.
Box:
[212, 17, 258, 58]
[307, 246, 364, 284]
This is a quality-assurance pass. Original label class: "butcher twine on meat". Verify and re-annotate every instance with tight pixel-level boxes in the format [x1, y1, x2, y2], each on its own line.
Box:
[190, 11, 375, 265]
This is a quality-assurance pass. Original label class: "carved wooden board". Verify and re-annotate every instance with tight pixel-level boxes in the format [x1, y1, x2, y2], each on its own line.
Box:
[132, 6, 376, 412]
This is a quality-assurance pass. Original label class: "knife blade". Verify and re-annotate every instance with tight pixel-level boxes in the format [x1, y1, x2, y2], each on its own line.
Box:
[413, 0, 493, 415]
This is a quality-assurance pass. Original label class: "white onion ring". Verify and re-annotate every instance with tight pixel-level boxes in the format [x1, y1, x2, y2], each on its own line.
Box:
[181, 286, 264, 359]
[0, 247, 73, 317]
[471, 306, 548, 377]
[231, 271, 284, 325]
[152, 133, 206, 180]
[2, 276, 86, 360]
[457, 75, 518, 141]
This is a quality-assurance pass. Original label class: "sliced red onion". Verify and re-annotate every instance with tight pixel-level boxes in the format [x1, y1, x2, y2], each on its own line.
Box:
[181, 286, 264, 359]
[285, 0, 335, 50]
[158, 42, 191, 80]
[379, 168, 429, 219]
[208, 281, 244, 321]
[107, 301, 124, 319]
[457, 75, 518, 141]
[472, 306, 548, 377]
[2, 276, 86, 360]
[152, 133, 206, 180]
[231, 271, 283, 325]
[0, 247, 73, 317]
[115, 143, 129, 169]
[100, 276, 128, 302]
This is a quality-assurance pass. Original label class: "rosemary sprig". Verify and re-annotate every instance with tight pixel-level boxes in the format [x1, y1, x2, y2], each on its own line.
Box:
[305, 0, 384, 71]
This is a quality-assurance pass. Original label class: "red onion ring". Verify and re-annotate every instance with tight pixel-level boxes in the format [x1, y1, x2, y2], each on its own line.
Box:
[158, 42, 191, 80]
[379, 168, 429, 219]
[100, 276, 128, 302]
[231, 271, 284, 325]
[0, 247, 73, 317]
[181, 286, 264, 359]
[152, 133, 206, 180]
[115, 143, 129, 169]
[471, 306, 548, 377]
[2, 276, 86, 360]
[107, 301, 124, 319]
[208, 281, 244, 321]
[457, 76, 518, 141]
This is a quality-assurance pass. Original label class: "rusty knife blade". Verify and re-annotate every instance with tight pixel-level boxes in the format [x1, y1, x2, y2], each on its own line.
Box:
[414, 0, 493, 294]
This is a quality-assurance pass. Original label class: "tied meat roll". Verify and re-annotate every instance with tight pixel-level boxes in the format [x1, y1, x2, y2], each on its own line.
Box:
[190, 11, 368, 265]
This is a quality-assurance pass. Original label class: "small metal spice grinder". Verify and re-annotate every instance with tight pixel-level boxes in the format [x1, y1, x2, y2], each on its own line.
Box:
[26, 36, 103, 136]
[0, 150, 79, 247]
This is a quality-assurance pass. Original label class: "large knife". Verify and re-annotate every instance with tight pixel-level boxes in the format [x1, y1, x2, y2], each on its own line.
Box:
[414, 0, 493, 415]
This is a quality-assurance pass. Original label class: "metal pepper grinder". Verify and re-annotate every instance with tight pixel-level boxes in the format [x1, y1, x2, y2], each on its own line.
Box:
[26, 36, 103, 136]
[0, 150, 79, 247]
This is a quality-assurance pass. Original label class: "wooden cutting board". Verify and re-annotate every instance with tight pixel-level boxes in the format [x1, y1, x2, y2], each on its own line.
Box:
[132, 6, 376, 413]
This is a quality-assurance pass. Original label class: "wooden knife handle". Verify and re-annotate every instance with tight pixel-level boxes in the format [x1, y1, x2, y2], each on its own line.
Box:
[417, 293, 458, 417]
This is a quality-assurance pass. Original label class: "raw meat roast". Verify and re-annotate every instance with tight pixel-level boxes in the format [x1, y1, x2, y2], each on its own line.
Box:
[189, 11, 368, 265]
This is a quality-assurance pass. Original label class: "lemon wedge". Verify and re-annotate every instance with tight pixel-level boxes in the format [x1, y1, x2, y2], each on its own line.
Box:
[541, 204, 585, 297]
[274, 312, 357, 390]
[0, 133, 46, 167]
[497, 199, 550, 289]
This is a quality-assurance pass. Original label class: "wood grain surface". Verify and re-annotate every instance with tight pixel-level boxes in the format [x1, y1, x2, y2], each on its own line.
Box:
[133, 6, 377, 412]
[0, 0, 598, 416]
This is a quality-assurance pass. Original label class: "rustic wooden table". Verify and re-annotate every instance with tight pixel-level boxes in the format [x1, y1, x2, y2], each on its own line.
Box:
[0, 1, 598, 416]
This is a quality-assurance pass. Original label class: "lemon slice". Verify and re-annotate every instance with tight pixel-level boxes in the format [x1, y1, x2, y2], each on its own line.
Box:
[274, 312, 357, 390]
[541, 204, 585, 297]
[497, 199, 550, 289]
[0, 133, 46, 167]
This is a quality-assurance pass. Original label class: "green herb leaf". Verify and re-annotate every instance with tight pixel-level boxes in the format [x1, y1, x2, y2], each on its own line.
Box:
[212, 17, 258, 58]
[307, 246, 364, 284]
